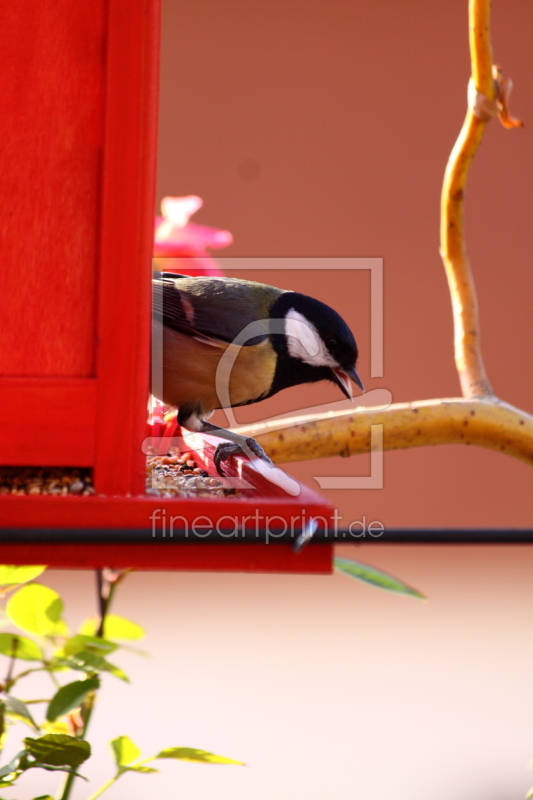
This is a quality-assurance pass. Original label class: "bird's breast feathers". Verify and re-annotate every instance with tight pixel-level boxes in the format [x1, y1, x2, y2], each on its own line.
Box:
[152, 320, 276, 414]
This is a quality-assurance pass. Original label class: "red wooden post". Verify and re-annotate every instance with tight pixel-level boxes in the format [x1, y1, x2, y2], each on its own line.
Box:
[0, 0, 160, 494]
[94, 0, 160, 495]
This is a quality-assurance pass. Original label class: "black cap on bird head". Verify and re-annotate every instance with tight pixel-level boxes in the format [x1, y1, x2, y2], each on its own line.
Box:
[268, 291, 364, 399]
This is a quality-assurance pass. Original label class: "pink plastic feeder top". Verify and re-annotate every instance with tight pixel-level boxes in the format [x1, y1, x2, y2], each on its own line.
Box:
[153, 195, 232, 276]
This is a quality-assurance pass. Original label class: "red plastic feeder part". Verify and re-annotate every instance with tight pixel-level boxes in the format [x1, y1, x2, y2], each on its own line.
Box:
[153, 195, 230, 276]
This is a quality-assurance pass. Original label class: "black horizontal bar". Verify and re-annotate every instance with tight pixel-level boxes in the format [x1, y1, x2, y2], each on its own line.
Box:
[0, 528, 531, 544]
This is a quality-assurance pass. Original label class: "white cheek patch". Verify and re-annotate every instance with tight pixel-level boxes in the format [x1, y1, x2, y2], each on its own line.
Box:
[285, 309, 336, 368]
[285, 310, 319, 358]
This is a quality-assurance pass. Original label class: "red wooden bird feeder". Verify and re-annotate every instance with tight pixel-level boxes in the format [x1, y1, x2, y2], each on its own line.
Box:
[0, 0, 333, 573]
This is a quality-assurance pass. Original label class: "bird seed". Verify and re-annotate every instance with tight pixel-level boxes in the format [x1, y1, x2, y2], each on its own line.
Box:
[145, 447, 239, 498]
[0, 467, 95, 496]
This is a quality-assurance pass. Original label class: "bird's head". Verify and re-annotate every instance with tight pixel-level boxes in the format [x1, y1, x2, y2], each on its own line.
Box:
[269, 292, 364, 399]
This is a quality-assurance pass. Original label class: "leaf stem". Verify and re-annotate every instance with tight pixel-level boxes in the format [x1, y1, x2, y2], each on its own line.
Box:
[84, 774, 118, 800]
[20, 698, 50, 704]
[7, 665, 52, 690]
[46, 661, 61, 689]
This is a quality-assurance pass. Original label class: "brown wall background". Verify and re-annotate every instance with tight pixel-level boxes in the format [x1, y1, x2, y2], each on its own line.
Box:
[157, 0, 532, 528]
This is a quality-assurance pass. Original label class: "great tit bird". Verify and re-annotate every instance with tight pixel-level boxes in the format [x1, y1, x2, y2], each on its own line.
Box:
[152, 272, 364, 474]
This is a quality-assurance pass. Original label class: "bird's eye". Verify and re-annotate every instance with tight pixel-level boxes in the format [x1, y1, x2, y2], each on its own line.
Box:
[325, 335, 339, 351]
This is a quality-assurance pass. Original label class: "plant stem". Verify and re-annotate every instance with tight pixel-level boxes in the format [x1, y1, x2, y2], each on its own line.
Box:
[55, 692, 95, 800]
[96, 571, 106, 638]
[20, 698, 50, 704]
[5, 637, 18, 687]
[0, 639, 16, 759]
[96, 570, 121, 638]
[46, 660, 61, 689]
[56, 570, 118, 800]
[84, 775, 118, 800]
[6, 665, 52, 690]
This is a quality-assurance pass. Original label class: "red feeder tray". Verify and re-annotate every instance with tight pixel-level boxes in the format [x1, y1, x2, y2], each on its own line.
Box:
[0, 431, 334, 574]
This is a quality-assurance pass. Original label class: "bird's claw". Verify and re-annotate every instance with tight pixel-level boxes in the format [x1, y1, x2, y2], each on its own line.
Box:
[213, 437, 274, 477]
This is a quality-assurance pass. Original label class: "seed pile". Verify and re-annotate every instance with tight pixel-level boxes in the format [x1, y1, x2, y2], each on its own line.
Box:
[145, 449, 237, 498]
[0, 457, 239, 499]
[0, 467, 95, 496]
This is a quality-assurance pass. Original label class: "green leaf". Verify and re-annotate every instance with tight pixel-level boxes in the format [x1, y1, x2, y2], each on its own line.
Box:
[334, 558, 426, 599]
[0, 633, 42, 661]
[122, 765, 158, 774]
[45, 619, 69, 639]
[32, 796, 55, 799]
[80, 615, 144, 641]
[5, 696, 39, 732]
[23, 734, 90, 768]
[6, 585, 64, 636]
[111, 735, 141, 766]
[0, 749, 25, 777]
[40, 719, 71, 736]
[46, 678, 99, 722]
[155, 747, 244, 765]
[60, 635, 117, 657]
[0, 566, 46, 588]
[57, 651, 129, 682]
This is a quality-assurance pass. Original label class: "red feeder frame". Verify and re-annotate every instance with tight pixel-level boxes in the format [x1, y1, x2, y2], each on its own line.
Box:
[0, 0, 333, 574]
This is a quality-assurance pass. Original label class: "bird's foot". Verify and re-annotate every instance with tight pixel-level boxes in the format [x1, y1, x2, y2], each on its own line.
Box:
[213, 437, 273, 477]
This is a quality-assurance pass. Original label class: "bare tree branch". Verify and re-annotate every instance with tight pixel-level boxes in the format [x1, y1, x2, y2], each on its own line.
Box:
[240, 0, 531, 470]
[440, 0, 494, 398]
[237, 398, 533, 467]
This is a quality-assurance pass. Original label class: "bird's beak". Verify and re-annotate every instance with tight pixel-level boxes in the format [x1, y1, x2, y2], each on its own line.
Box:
[331, 366, 365, 400]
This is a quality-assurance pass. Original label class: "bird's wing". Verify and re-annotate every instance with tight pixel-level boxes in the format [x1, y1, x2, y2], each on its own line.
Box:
[152, 273, 280, 346]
